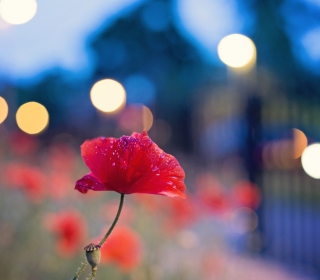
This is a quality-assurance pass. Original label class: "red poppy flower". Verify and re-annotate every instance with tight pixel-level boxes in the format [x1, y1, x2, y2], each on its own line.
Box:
[2, 163, 46, 202]
[44, 211, 87, 257]
[99, 226, 143, 271]
[75, 130, 186, 199]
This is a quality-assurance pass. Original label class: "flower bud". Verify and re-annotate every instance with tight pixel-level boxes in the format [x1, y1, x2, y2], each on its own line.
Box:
[84, 243, 101, 271]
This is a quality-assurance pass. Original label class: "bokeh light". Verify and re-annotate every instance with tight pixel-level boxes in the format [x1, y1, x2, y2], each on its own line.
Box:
[118, 104, 153, 133]
[262, 129, 307, 170]
[292, 128, 308, 159]
[230, 207, 258, 234]
[16, 102, 49, 134]
[301, 143, 320, 179]
[0, 96, 9, 124]
[90, 79, 126, 113]
[142, 106, 153, 131]
[0, 0, 37, 25]
[217, 34, 256, 68]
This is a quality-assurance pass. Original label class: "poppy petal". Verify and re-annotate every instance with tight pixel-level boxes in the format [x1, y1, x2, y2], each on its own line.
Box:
[80, 137, 118, 184]
[75, 173, 111, 194]
[124, 132, 186, 198]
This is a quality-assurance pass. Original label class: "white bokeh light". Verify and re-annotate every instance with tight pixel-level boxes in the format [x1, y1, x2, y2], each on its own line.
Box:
[175, 0, 252, 62]
[90, 79, 126, 113]
[217, 34, 256, 68]
[0, 0, 37, 25]
[301, 143, 320, 179]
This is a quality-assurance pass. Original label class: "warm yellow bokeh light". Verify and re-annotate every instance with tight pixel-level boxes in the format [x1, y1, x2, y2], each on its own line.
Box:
[142, 105, 153, 131]
[292, 128, 308, 158]
[0, 0, 37, 25]
[0, 96, 9, 124]
[90, 79, 126, 113]
[301, 143, 320, 179]
[118, 104, 153, 133]
[217, 34, 256, 68]
[16, 102, 49, 134]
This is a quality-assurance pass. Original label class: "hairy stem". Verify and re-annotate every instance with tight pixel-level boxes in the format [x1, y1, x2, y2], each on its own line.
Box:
[87, 270, 97, 280]
[71, 261, 87, 280]
[70, 193, 125, 280]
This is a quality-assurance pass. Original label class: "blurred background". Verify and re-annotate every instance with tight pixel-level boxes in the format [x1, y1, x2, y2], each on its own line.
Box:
[1, 0, 320, 279]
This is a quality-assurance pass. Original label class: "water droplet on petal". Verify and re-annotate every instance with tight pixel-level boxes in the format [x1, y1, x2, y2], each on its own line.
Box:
[152, 166, 159, 172]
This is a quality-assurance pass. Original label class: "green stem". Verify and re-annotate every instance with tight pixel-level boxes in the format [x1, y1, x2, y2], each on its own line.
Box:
[87, 270, 97, 280]
[71, 193, 125, 280]
[99, 193, 125, 246]
[71, 261, 87, 280]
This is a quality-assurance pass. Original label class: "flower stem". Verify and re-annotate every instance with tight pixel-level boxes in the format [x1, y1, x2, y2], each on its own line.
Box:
[99, 193, 125, 246]
[71, 261, 87, 280]
[87, 270, 97, 280]
[70, 193, 125, 280]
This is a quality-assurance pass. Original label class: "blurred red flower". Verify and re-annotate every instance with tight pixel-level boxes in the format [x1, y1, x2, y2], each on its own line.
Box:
[2, 163, 46, 202]
[75, 130, 186, 199]
[162, 194, 198, 233]
[47, 143, 77, 172]
[48, 170, 74, 200]
[8, 131, 39, 156]
[232, 180, 261, 209]
[194, 173, 230, 215]
[44, 211, 87, 257]
[100, 226, 143, 271]
[135, 193, 198, 233]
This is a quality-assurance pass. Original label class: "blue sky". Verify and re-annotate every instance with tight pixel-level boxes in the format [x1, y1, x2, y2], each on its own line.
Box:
[0, 0, 143, 82]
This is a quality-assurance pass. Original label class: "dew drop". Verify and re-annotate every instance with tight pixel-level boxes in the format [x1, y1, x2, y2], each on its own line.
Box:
[152, 166, 159, 172]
